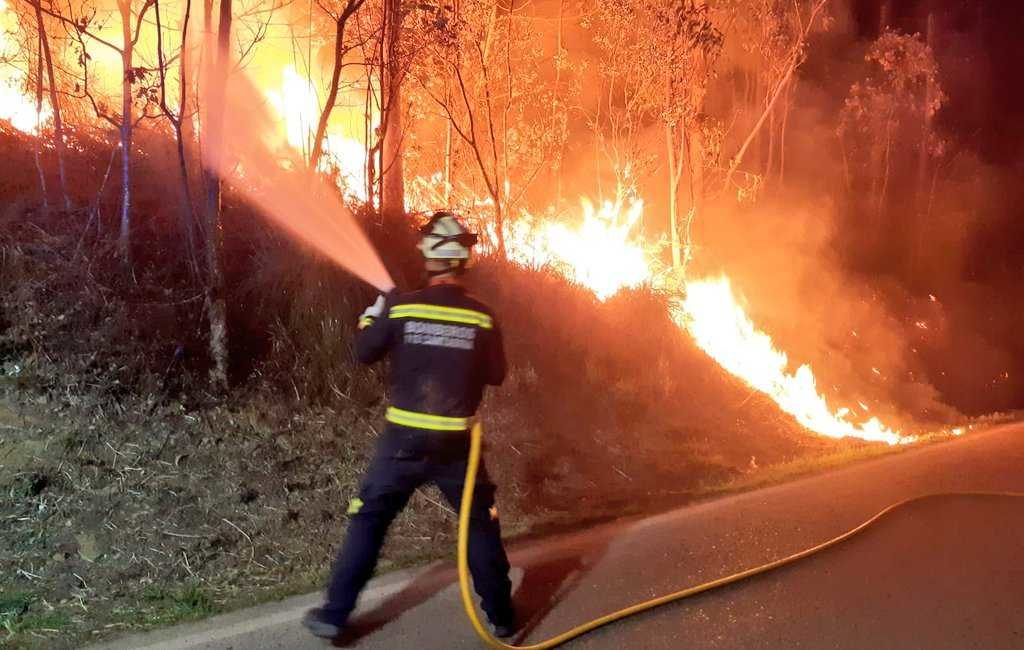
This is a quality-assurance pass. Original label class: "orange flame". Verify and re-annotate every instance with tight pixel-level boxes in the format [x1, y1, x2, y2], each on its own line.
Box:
[495, 194, 907, 445]
[675, 277, 905, 445]
[0, 0, 51, 134]
[505, 195, 653, 300]
[263, 65, 370, 201]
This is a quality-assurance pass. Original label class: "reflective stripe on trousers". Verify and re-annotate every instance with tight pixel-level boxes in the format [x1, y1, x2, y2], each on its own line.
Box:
[385, 406, 471, 432]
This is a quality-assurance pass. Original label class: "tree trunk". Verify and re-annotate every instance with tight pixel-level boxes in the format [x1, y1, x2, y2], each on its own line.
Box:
[32, 28, 48, 212]
[380, 0, 404, 219]
[916, 11, 935, 205]
[364, 69, 377, 208]
[310, 16, 345, 170]
[310, 0, 363, 170]
[553, 0, 564, 208]
[493, 200, 505, 257]
[443, 83, 453, 204]
[838, 132, 852, 192]
[779, 77, 793, 187]
[500, 0, 513, 213]
[201, 0, 231, 391]
[117, 0, 134, 262]
[33, 0, 70, 211]
[666, 123, 681, 269]
[174, 121, 199, 276]
[912, 11, 936, 282]
[878, 113, 894, 217]
[155, 0, 200, 278]
[686, 126, 705, 268]
[180, 6, 196, 158]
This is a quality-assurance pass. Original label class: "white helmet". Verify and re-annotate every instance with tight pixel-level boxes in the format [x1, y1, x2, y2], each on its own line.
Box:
[419, 211, 478, 262]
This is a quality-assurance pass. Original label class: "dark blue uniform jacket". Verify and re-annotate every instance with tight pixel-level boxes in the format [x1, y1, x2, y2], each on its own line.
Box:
[355, 283, 506, 452]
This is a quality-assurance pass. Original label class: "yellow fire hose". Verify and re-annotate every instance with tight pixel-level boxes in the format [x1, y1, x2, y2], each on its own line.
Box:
[458, 422, 1024, 649]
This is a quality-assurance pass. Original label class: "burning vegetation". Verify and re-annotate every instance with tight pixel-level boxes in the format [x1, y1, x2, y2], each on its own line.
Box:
[0, 0, 946, 444]
[0, 0, 1020, 643]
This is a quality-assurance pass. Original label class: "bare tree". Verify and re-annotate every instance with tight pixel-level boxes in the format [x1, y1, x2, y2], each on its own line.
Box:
[379, 0, 404, 218]
[589, 0, 722, 272]
[201, 0, 232, 390]
[721, 0, 829, 193]
[658, 0, 721, 272]
[39, 0, 158, 260]
[31, 25, 49, 211]
[154, 0, 201, 278]
[114, 0, 155, 261]
[309, 0, 366, 169]
[330, 0, 413, 213]
[412, 0, 563, 257]
[29, 0, 71, 211]
[585, 0, 659, 197]
[916, 11, 936, 208]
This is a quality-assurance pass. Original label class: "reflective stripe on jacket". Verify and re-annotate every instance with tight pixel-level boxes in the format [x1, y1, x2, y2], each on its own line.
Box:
[355, 283, 506, 430]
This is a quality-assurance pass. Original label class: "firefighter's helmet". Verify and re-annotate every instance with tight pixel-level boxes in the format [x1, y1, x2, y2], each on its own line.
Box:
[418, 211, 478, 263]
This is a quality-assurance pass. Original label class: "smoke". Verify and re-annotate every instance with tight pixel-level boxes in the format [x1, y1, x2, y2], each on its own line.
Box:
[200, 68, 394, 293]
[687, 4, 1009, 427]
[697, 191, 961, 431]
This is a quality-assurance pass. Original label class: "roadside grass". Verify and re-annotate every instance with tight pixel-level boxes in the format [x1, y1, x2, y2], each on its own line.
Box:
[122, 435, 961, 642]
[501, 432, 965, 540]
[698, 440, 912, 498]
[117, 583, 218, 627]
[1, 591, 72, 648]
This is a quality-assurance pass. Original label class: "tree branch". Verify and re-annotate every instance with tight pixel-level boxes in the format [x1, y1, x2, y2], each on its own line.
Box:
[721, 0, 828, 192]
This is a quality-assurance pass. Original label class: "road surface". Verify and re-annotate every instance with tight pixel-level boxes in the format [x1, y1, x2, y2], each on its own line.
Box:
[93, 422, 1024, 650]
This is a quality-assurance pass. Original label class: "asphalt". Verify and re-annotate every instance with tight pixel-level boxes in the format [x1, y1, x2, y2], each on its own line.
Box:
[91, 422, 1024, 650]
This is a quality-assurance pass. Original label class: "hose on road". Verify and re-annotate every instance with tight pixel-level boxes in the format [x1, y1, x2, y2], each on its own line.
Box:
[458, 422, 1024, 649]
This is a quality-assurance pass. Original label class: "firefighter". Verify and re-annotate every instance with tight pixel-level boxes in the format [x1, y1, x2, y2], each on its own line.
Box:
[303, 211, 518, 640]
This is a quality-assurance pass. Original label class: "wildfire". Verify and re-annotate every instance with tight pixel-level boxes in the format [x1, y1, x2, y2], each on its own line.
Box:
[495, 195, 906, 445]
[264, 65, 369, 200]
[0, 0, 907, 446]
[675, 277, 904, 445]
[0, 0, 51, 134]
[265, 66, 320, 154]
[506, 195, 653, 300]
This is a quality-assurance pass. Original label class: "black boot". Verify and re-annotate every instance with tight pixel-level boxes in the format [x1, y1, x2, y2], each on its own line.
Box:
[489, 608, 518, 639]
[302, 607, 345, 639]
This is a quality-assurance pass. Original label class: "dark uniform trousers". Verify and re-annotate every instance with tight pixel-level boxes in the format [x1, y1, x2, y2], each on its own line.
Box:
[323, 424, 514, 626]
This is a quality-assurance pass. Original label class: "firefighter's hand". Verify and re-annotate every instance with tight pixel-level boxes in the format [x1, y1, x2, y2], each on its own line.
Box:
[360, 294, 386, 321]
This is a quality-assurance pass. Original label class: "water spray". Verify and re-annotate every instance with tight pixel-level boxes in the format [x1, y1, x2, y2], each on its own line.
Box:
[201, 69, 395, 293]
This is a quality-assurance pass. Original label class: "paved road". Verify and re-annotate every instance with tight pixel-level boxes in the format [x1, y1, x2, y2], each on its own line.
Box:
[94, 423, 1024, 650]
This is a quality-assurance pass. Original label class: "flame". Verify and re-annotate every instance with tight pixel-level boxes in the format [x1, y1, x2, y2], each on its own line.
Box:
[265, 65, 320, 154]
[506, 195, 652, 300]
[674, 277, 905, 445]
[0, 0, 51, 134]
[263, 65, 369, 200]
[491, 193, 907, 445]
